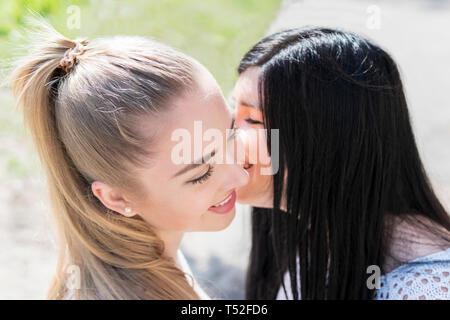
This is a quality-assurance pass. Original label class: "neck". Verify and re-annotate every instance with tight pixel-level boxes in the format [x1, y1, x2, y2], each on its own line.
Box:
[156, 229, 185, 260]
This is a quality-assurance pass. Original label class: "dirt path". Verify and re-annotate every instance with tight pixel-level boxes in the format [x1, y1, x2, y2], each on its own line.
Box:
[0, 88, 57, 299]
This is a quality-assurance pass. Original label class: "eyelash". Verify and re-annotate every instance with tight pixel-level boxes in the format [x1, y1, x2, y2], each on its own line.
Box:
[188, 165, 214, 185]
[245, 117, 263, 125]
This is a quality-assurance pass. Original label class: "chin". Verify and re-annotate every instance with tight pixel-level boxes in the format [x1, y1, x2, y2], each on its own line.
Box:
[204, 207, 236, 231]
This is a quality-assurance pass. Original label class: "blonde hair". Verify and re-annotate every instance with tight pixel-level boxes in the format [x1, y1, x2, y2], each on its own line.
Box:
[10, 19, 200, 299]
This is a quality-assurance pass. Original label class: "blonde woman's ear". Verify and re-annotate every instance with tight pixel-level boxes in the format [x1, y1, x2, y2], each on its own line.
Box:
[91, 181, 137, 217]
[123, 207, 135, 217]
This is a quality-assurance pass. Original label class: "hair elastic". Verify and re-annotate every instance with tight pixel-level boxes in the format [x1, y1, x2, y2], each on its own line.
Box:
[59, 41, 86, 73]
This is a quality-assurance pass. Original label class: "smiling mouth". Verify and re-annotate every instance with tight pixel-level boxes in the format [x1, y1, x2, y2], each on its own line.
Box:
[212, 192, 234, 207]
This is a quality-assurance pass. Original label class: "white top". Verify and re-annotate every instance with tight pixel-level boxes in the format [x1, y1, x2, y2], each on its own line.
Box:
[176, 250, 211, 300]
[276, 247, 450, 300]
[64, 250, 210, 299]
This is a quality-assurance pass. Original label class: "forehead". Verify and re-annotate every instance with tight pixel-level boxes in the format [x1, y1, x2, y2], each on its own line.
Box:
[234, 66, 261, 102]
[146, 64, 231, 166]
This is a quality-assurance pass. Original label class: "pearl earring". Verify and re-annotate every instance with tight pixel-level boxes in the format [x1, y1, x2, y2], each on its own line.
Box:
[125, 207, 132, 214]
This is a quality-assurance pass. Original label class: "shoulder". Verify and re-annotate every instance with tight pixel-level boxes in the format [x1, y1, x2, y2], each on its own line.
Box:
[375, 248, 450, 300]
[176, 250, 212, 300]
[383, 213, 450, 273]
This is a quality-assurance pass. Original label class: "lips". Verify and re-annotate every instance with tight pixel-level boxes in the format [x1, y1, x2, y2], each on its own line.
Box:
[208, 190, 237, 214]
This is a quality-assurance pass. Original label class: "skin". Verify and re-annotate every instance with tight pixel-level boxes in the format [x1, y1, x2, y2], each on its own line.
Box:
[91, 62, 249, 260]
[233, 66, 274, 208]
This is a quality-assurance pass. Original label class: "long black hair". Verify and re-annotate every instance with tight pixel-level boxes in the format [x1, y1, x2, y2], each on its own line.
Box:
[240, 27, 450, 300]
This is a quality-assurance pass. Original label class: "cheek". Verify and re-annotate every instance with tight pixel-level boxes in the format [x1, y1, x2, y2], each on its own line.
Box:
[239, 127, 271, 167]
[236, 132, 274, 205]
[140, 187, 213, 231]
[234, 106, 252, 128]
[240, 162, 272, 193]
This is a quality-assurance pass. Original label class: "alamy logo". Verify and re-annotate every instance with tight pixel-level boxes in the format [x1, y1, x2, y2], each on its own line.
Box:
[366, 265, 381, 290]
[66, 264, 81, 290]
[170, 121, 279, 175]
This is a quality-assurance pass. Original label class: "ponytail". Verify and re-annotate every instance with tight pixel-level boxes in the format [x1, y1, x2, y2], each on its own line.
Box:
[10, 19, 199, 299]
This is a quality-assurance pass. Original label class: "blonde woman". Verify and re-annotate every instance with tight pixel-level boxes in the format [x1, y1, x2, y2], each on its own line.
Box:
[10, 20, 249, 299]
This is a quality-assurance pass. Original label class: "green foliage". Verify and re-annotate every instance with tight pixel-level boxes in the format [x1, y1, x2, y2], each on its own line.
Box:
[0, 0, 279, 179]
[0, 0, 87, 36]
[1, 0, 279, 92]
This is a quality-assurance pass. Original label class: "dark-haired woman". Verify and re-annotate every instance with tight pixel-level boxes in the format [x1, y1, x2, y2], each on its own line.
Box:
[233, 27, 450, 300]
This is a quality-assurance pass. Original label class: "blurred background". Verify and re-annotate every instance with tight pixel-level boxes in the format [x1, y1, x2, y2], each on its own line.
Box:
[0, 0, 449, 299]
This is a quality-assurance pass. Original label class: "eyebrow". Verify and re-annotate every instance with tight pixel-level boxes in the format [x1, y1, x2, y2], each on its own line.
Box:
[240, 101, 258, 109]
[230, 96, 258, 110]
[172, 118, 236, 179]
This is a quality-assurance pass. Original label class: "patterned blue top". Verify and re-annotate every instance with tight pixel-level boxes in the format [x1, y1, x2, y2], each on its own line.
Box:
[375, 247, 450, 300]
[277, 248, 450, 300]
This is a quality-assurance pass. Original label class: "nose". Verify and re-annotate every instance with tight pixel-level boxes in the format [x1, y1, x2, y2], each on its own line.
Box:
[227, 163, 250, 190]
[221, 145, 250, 190]
[234, 126, 260, 167]
[219, 123, 251, 190]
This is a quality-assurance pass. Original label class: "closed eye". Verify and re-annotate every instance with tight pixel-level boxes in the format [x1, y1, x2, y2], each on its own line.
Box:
[245, 118, 263, 125]
[186, 164, 214, 185]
